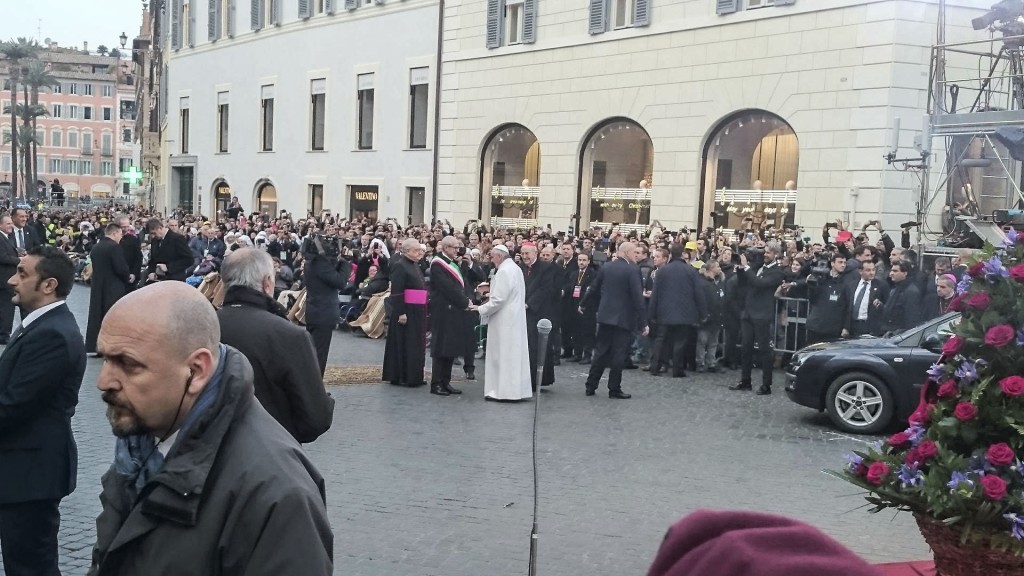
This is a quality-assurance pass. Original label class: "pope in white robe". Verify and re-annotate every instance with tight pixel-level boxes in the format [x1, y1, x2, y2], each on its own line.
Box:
[476, 245, 532, 401]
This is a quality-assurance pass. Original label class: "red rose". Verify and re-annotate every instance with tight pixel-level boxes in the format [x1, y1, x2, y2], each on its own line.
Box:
[937, 381, 958, 398]
[954, 402, 978, 422]
[866, 462, 890, 486]
[987, 443, 1016, 467]
[967, 292, 991, 310]
[980, 474, 1008, 500]
[968, 262, 985, 278]
[904, 448, 920, 465]
[888, 432, 911, 449]
[942, 336, 965, 356]
[916, 440, 938, 462]
[1011, 264, 1024, 282]
[1000, 375, 1024, 397]
[948, 295, 964, 312]
[985, 324, 1015, 348]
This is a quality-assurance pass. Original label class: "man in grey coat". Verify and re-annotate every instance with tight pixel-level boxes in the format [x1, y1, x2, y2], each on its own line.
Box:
[89, 282, 332, 575]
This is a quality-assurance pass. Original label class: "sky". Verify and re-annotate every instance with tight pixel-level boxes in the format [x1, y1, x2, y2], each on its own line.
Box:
[0, 0, 145, 54]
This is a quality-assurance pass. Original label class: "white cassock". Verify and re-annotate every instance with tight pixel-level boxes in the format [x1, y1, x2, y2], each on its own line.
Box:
[477, 258, 532, 400]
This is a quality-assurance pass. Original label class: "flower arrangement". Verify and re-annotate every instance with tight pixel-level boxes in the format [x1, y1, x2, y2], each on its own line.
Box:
[833, 231, 1024, 561]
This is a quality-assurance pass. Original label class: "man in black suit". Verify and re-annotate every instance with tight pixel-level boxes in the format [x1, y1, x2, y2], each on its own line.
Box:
[0, 215, 19, 344]
[841, 260, 889, 338]
[428, 236, 472, 396]
[117, 216, 143, 291]
[521, 243, 559, 389]
[648, 244, 707, 378]
[10, 207, 41, 254]
[145, 217, 195, 282]
[730, 242, 788, 395]
[879, 260, 923, 335]
[85, 223, 132, 354]
[0, 245, 86, 576]
[565, 252, 597, 363]
[580, 242, 648, 399]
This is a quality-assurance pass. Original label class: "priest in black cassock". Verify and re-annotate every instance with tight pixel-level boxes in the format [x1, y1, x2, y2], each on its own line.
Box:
[382, 238, 428, 387]
[85, 222, 131, 354]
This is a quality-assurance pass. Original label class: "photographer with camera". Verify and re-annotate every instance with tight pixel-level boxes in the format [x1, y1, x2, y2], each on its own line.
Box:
[302, 234, 352, 376]
[802, 252, 849, 345]
[729, 241, 786, 396]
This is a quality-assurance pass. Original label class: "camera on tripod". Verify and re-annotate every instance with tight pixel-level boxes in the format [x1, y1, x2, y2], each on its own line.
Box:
[302, 234, 342, 259]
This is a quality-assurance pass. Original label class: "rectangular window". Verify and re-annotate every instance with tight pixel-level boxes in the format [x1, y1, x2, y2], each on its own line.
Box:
[311, 79, 326, 151]
[68, 131, 79, 149]
[35, 128, 45, 146]
[180, 109, 190, 154]
[103, 107, 112, 121]
[50, 158, 62, 173]
[83, 83, 94, 96]
[123, 128, 132, 143]
[52, 83, 61, 94]
[101, 161, 114, 176]
[68, 105, 79, 119]
[261, 85, 274, 152]
[102, 133, 113, 155]
[310, 184, 324, 214]
[81, 160, 93, 175]
[356, 73, 374, 150]
[66, 159, 79, 174]
[82, 136, 93, 154]
[747, 0, 773, 6]
[37, 154, 45, 175]
[506, 0, 524, 44]
[51, 129, 62, 147]
[614, 0, 635, 28]
[217, 92, 229, 153]
[1, 154, 10, 172]
[51, 104, 62, 118]
[84, 106, 93, 120]
[102, 84, 115, 97]
[409, 68, 429, 149]
[67, 83, 78, 95]
[119, 157, 133, 172]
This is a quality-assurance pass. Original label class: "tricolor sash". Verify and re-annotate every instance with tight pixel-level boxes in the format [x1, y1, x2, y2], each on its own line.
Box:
[431, 256, 464, 287]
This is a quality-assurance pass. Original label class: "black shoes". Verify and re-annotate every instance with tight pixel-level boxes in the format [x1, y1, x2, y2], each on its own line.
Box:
[585, 389, 595, 396]
[430, 383, 450, 396]
[568, 355, 582, 363]
[609, 390, 632, 399]
[443, 382, 462, 395]
[465, 369, 476, 381]
[729, 382, 753, 391]
[624, 362, 638, 370]
[756, 385, 772, 396]
[672, 372, 687, 378]
[579, 354, 592, 365]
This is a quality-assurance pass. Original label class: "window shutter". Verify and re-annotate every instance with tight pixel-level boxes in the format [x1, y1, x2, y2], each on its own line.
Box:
[485, 0, 504, 48]
[208, 0, 220, 40]
[227, 0, 236, 36]
[345, 0, 357, 10]
[716, 0, 738, 14]
[171, 0, 182, 49]
[188, 4, 197, 46]
[522, 0, 537, 44]
[273, 0, 283, 24]
[251, 0, 264, 29]
[588, 0, 607, 34]
[774, 0, 795, 5]
[325, 0, 335, 13]
[299, 0, 311, 18]
[634, 0, 650, 27]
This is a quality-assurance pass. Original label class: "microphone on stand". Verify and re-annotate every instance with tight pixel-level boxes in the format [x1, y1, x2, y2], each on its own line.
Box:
[529, 318, 551, 576]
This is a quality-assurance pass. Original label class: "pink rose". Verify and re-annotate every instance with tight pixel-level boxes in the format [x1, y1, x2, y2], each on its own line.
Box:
[984, 324, 1015, 348]
[937, 381, 958, 399]
[888, 432, 911, 449]
[968, 262, 985, 278]
[948, 295, 964, 312]
[967, 292, 991, 310]
[1011, 264, 1024, 282]
[1000, 375, 1024, 397]
[916, 440, 938, 462]
[987, 443, 1016, 467]
[942, 336, 965, 356]
[866, 462, 890, 486]
[980, 475, 1008, 500]
[954, 402, 978, 422]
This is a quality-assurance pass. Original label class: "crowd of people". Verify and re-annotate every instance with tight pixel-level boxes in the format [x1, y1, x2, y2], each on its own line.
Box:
[0, 196, 968, 575]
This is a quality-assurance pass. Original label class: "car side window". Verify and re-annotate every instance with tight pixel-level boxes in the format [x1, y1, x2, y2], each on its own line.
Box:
[921, 314, 961, 343]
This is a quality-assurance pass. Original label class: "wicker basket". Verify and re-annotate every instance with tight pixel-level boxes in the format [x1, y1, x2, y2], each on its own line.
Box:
[914, 513, 1024, 576]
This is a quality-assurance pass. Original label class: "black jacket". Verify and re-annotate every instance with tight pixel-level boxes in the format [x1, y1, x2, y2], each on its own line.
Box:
[649, 259, 707, 326]
[429, 255, 471, 358]
[88, 348, 333, 575]
[11, 225, 41, 251]
[880, 280, 923, 335]
[0, 303, 86, 504]
[85, 237, 132, 352]
[147, 230, 194, 281]
[805, 272, 847, 337]
[119, 233, 143, 289]
[738, 261, 787, 322]
[581, 258, 646, 331]
[218, 287, 334, 443]
[700, 275, 726, 327]
[843, 278, 890, 334]
[0, 231, 19, 286]
[303, 255, 349, 327]
[523, 260, 559, 325]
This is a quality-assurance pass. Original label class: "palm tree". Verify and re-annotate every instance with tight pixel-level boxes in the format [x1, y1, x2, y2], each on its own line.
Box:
[2, 125, 38, 195]
[3, 103, 46, 196]
[22, 60, 56, 196]
[0, 37, 40, 198]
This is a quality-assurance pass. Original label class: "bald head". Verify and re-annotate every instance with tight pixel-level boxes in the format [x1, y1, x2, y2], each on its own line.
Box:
[401, 238, 419, 252]
[617, 241, 637, 263]
[107, 282, 221, 364]
[438, 236, 459, 249]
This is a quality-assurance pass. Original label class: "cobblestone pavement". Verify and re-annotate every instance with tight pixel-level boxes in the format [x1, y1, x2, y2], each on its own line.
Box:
[2, 285, 931, 575]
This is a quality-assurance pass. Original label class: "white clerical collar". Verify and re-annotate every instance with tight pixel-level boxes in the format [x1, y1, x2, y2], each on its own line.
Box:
[20, 300, 66, 329]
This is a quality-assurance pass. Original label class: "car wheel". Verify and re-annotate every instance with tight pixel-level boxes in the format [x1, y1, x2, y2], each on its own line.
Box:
[825, 372, 894, 434]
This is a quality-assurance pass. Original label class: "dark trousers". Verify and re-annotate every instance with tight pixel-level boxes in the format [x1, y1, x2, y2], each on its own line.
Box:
[431, 356, 455, 385]
[463, 315, 477, 371]
[0, 498, 62, 576]
[0, 286, 14, 339]
[849, 319, 871, 338]
[306, 324, 333, 376]
[649, 324, 695, 376]
[585, 324, 633, 392]
[527, 315, 555, 390]
[805, 329, 837, 346]
[741, 317, 774, 387]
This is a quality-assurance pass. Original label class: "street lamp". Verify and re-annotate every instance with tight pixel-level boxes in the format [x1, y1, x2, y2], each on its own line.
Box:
[119, 32, 128, 50]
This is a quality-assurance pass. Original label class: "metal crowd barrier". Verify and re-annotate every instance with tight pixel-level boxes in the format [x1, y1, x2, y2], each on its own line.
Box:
[773, 297, 810, 355]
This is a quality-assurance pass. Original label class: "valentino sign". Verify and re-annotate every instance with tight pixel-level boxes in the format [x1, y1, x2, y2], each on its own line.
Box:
[354, 190, 379, 202]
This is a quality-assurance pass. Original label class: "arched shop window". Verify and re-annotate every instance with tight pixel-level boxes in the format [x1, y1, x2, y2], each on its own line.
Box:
[480, 124, 541, 229]
[579, 118, 653, 233]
